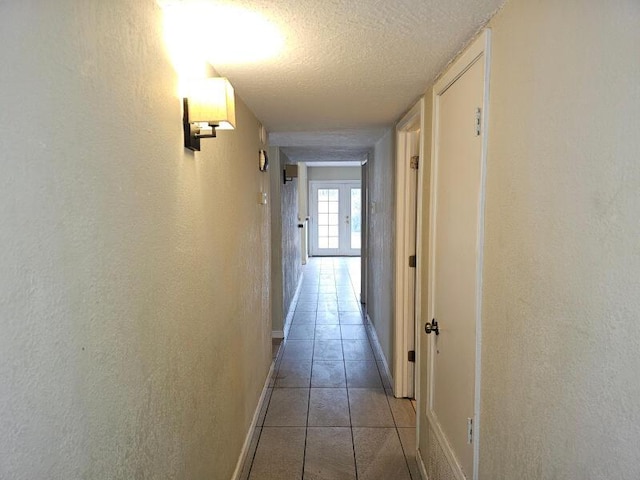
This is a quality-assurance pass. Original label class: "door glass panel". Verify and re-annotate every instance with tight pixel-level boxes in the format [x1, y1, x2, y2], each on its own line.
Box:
[350, 188, 362, 249]
[317, 188, 340, 250]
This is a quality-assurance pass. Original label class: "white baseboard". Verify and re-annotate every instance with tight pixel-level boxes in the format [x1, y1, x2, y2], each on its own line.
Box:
[231, 361, 275, 480]
[417, 448, 429, 480]
[282, 270, 305, 339]
[271, 330, 284, 339]
[365, 313, 393, 390]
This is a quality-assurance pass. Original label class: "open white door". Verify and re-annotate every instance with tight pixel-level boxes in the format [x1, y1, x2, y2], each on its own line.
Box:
[425, 30, 490, 480]
[309, 181, 361, 256]
[394, 99, 425, 399]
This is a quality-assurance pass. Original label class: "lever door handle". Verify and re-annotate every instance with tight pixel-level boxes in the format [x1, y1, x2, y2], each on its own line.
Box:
[425, 319, 440, 335]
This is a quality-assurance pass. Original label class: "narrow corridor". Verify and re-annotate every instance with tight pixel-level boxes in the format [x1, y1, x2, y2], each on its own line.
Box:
[241, 257, 419, 480]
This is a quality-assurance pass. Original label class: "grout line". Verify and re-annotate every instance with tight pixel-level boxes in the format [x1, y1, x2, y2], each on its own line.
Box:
[342, 322, 359, 480]
[300, 294, 318, 480]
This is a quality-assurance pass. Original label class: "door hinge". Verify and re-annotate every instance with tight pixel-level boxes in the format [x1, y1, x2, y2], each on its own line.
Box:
[467, 418, 474, 444]
[408, 350, 415, 362]
[408, 255, 416, 268]
[410, 155, 419, 170]
[475, 108, 482, 136]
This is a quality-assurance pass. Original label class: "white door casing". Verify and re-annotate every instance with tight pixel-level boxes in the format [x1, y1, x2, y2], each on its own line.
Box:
[309, 181, 362, 256]
[394, 98, 426, 399]
[426, 30, 491, 480]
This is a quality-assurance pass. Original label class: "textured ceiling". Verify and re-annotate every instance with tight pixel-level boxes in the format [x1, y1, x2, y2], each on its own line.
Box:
[185, 0, 505, 161]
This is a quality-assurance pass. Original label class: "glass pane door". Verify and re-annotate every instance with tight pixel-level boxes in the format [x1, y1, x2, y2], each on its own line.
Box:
[310, 182, 361, 256]
[317, 188, 340, 250]
[350, 187, 362, 250]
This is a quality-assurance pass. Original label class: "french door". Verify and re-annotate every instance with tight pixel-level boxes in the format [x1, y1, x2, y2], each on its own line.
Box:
[309, 181, 361, 256]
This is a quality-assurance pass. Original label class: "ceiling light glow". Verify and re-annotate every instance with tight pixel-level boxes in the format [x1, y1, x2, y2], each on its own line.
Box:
[160, 1, 284, 74]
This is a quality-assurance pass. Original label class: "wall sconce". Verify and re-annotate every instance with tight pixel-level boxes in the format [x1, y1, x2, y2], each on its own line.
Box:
[283, 164, 298, 184]
[183, 77, 236, 151]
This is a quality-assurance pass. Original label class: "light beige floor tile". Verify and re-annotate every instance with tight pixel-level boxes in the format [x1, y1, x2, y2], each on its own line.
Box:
[317, 293, 337, 302]
[348, 388, 394, 427]
[297, 294, 318, 303]
[342, 340, 375, 361]
[308, 388, 350, 426]
[288, 323, 316, 340]
[339, 312, 365, 324]
[292, 311, 316, 324]
[314, 340, 344, 360]
[275, 359, 312, 388]
[316, 311, 340, 324]
[248, 427, 306, 480]
[341, 325, 368, 340]
[345, 361, 382, 388]
[264, 388, 309, 426]
[315, 324, 342, 340]
[397, 427, 420, 480]
[311, 361, 346, 388]
[282, 340, 314, 362]
[304, 427, 357, 480]
[296, 301, 318, 312]
[338, 302, 361, 312]
[352, 427, 411, 480]
[319, 285, 337, 294]
[387, 392, 416, 427]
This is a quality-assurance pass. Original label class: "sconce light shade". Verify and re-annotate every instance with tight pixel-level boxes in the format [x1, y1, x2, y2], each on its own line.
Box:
[183, 77, 236, 151]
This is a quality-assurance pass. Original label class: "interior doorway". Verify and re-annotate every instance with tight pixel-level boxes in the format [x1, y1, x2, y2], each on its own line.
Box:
[394, 99, 426, 400]
[424, 30, 491, 480]
[309, 181, 362, 256]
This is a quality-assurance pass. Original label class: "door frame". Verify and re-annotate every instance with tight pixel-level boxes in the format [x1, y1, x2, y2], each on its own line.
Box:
[309, 180, 362, 256]
[394, 98, 425, 399]
[426, 29, 491, 480]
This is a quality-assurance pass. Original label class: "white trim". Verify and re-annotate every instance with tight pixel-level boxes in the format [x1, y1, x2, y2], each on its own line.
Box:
[271, 330, 284, 339]
[393, 98, 425, 399]
[231, 361, 275, 480]
[280, 271, 305, 339]
[417, 448, 429, 480]
[473, 29, 491, 477]
[365, 313, 393, 387]
[426, 28, 491, 480]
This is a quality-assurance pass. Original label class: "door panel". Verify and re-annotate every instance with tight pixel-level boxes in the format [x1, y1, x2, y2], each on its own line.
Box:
[310, 182, 361, 256]
[428, 55, 485, 478]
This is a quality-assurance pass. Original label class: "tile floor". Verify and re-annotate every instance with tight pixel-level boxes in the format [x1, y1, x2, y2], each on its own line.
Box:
[240, 257, 420, 480]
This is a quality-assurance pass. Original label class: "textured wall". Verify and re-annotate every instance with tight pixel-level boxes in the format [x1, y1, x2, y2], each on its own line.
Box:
[307, 166, 362, 181]
[479, 1, 640, 478]
[365, 129, 396, 366]
[269, 147, 285, 333]
[281, 155, 302, 322]
[0, 2, 271, 479]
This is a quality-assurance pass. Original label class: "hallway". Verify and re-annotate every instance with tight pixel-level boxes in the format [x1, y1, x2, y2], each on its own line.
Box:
[241, 257, 419, 480]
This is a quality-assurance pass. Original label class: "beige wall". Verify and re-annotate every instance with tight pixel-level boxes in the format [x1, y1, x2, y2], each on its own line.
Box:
[307, 166, 362, 181]
[481, 0, 640, 477]
[418, 0, 640, 478]
[0, 2, 271, 479]
[366, 129, 396, 365]
[281, 154, 303, 326]
[269, 147, 285, 335]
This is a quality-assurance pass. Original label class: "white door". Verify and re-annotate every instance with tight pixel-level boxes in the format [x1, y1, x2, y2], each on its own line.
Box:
[426, 32, 490, 479]
[310, 181, 361, 256]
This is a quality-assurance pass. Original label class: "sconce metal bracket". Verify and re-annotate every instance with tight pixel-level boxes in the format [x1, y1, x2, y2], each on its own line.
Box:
[183, 98, 217, 151]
